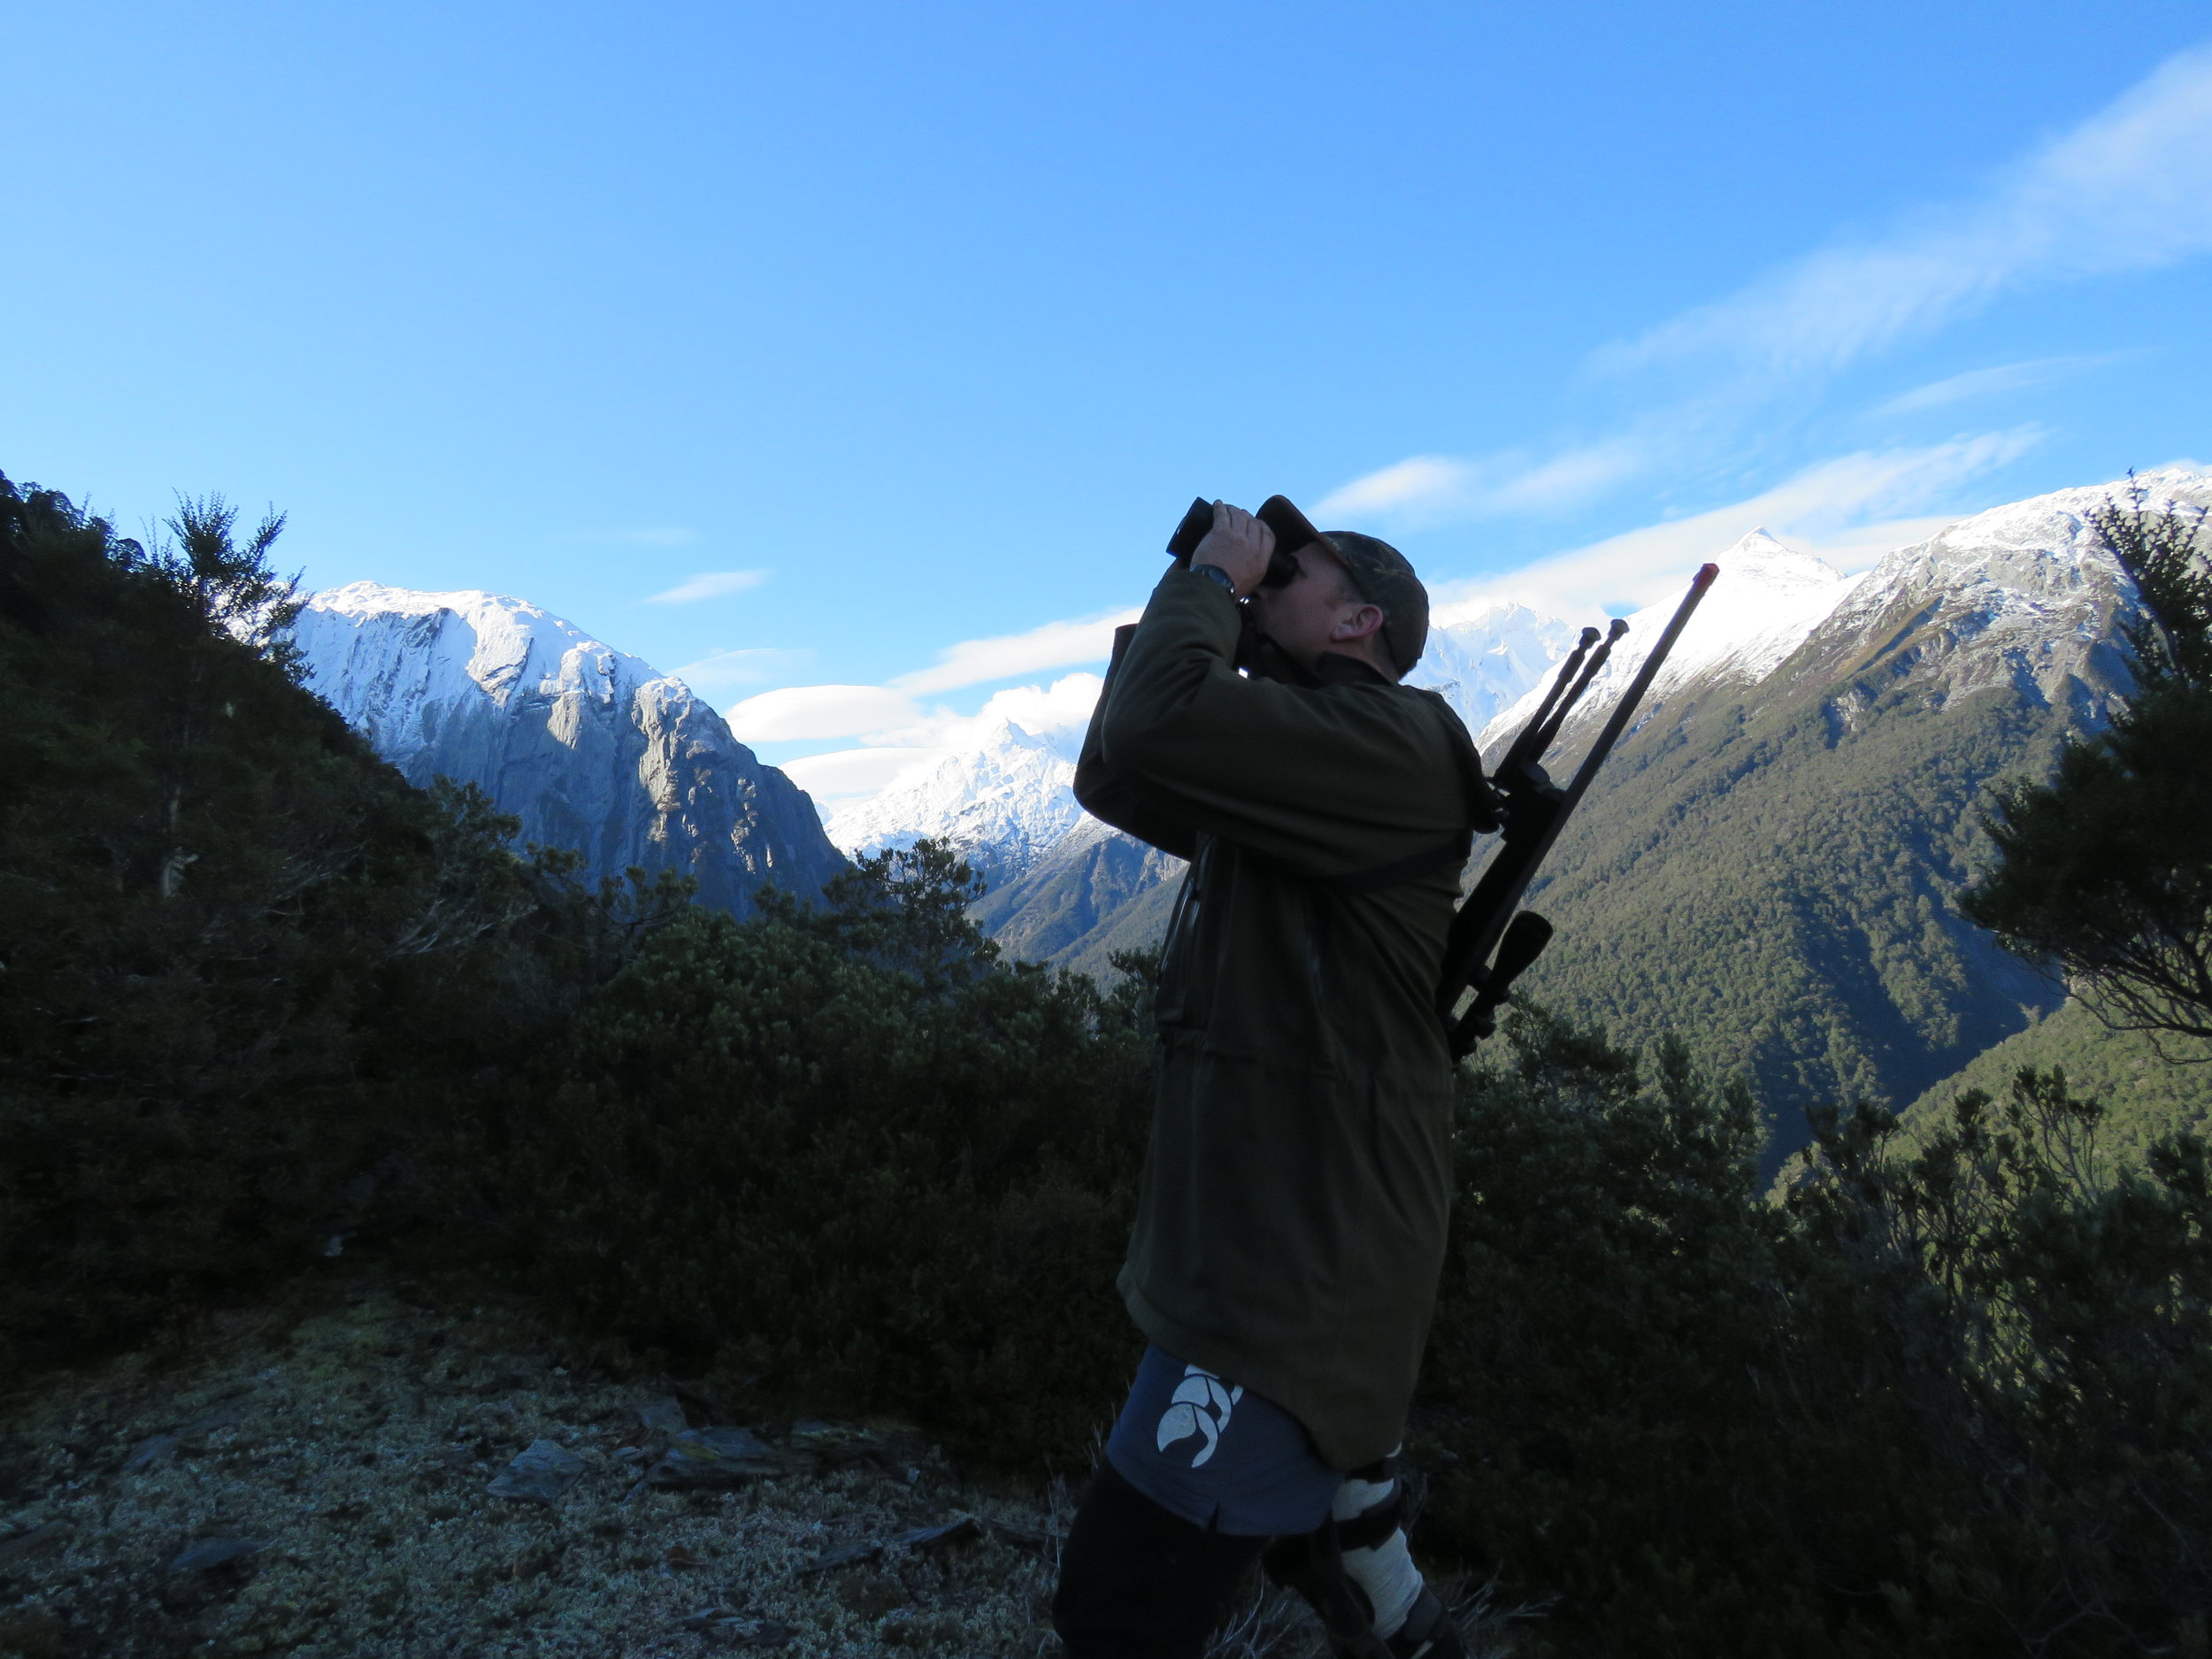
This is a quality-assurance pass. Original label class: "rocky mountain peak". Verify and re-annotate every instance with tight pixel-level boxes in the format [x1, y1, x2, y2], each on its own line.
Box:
[1803, 469, 2211, 712]
[1474, 527, 1860, 751]
[292, 586, 846, 913]
[824, 710, 1089, 887]
[1717, 527, 1850, 595]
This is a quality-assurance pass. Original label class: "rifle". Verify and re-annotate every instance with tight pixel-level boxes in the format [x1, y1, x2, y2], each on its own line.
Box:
[1435, 563, 1719, 1059]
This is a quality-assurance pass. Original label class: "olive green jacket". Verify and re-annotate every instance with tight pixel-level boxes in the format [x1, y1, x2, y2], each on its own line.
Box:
[1075, 566, 1490, 1469]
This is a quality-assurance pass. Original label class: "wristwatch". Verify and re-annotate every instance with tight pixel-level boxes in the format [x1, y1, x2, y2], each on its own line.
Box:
[1190, 564, 1240, 598]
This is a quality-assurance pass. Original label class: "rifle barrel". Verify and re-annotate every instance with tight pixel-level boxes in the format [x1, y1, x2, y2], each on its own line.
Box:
[1554, 564, 1719, 818]
[1436, 563, 1720, 1038]
[1533, 616, 1630, 756]
[1503, 626, 1597, 775]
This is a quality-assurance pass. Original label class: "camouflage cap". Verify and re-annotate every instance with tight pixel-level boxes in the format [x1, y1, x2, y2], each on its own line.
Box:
[1254, 495, 1430, 676]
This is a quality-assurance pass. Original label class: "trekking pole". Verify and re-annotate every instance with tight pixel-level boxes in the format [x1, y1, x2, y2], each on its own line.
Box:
[1437, 564, 1719, 1058]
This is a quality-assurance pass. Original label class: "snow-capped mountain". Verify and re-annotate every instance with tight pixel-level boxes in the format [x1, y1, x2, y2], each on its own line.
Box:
[1473, 528, 1865, 753]
[1409, 600, 1586, 734]
[824, 716, 1089, 887]
[1486, 472, 2208, 762]
[292, 584, 847, 911]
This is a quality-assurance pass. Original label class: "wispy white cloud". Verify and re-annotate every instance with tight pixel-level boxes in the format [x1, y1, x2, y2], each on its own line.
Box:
[672, 645, 812, 692]
[1485, 442, 1652, 511]
[646, 569, 770, 604]
[1313, 442, 1648, 526]
[864, 673, 1104, 753]
[890, 607, 1140, 695]
[1317, 45, 2212, 537]
[726, 684, 921, 742]
[1600, 44, 2212, 383]
[1429, 431, 2039, 618]
[1874, 353, 2130, 414]
[1314, 456, 1476, 519]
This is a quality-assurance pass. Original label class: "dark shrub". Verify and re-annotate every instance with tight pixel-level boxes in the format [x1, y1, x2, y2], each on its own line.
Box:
[499, 845, 1156, 1471]
[0, 474, 645, 1362]
[1420, 1004, 2212, 1657]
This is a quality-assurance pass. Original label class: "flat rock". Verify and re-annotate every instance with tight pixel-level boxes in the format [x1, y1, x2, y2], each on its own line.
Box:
[798, 1515, 979, 1574]
[169, 1536, 269, 1572]
[635, 1396, 687, 1436]
[787, 1420, 888, 1469]
[646, 1426, 785, 1489]
[485, 1439, 586, 1505]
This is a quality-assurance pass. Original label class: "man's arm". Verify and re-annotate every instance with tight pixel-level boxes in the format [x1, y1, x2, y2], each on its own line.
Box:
[1072, 624, 1202, 860]
[1098, 571, 1479, 879]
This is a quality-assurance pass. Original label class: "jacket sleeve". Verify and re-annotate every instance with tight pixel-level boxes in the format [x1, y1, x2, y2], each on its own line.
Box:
[1097, 568, 1478, 879]
[1072, 623, 1202, 860]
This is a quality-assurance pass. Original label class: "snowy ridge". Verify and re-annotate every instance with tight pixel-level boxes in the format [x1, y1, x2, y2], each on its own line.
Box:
[1475, 469, 2211, 756]
[292, 583, 848, 911]
[1806, 471, 2211, 707]
[297, 582, 680, 758]
[1408, 601, 1585, 734]
[824, 718, 1088, 878]
[1473, 530, 1859, 751]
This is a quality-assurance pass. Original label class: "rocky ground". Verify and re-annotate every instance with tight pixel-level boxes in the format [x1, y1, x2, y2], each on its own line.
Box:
[0, 1270, 1515, 1659]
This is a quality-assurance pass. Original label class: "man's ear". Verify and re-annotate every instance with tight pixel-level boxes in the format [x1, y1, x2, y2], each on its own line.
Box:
[1332, 603, 1386, 643]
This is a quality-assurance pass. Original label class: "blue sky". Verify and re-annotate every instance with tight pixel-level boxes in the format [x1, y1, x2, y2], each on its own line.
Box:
[7, 2, 2210, 806]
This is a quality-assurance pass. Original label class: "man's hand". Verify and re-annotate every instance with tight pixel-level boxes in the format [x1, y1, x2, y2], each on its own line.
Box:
[1190, 501, 1275, 595]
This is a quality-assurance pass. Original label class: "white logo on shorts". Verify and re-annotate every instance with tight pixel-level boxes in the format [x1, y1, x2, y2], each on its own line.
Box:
[1156, 1365, 1244, 1468]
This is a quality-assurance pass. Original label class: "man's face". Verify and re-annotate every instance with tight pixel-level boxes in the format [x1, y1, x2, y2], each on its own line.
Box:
[1248, 541, 1384, 673]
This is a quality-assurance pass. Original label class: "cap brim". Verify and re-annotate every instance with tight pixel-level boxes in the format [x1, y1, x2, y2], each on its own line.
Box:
[1256, 495, 1333, 559]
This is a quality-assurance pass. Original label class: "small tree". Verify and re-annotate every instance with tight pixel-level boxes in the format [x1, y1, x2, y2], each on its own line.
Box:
[1962, 484, 2212, 1047]
[157, 492, 303, 664]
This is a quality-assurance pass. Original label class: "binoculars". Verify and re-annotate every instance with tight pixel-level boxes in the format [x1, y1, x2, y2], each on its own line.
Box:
[1164, 496, 1321, 591]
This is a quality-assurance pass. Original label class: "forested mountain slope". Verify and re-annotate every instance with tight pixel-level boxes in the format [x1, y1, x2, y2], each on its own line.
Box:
[1502, 475, 2193, 1159]
[1899, 998, 2212, 1169]
[966, 818, 1184, 977]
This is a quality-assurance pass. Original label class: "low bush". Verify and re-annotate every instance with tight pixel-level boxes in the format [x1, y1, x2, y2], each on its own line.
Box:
[493, 845, 1157, 1472]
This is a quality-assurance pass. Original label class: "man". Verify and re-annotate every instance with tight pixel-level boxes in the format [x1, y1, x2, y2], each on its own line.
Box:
[1053, 499, 1496, 1659]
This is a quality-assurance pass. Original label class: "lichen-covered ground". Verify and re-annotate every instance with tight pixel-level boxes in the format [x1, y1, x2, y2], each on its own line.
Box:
[0, 1271, 1513, 1658]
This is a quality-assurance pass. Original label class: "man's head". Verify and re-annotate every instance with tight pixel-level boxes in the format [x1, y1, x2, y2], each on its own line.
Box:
[1248, 518, 1430, 681]
[1247, 540, 1389, 678]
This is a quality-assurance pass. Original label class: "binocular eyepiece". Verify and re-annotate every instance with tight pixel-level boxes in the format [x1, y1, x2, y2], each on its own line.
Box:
[1165, 496, 1318, 591]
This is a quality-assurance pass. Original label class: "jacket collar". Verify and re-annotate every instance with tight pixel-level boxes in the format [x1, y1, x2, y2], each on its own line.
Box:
[1311, 651, 1394, 687]
[1242, 626, 1395, 688]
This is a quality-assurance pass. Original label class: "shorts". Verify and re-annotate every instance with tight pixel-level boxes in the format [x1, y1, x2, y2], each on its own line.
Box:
[1102, 1345, 1342, 1537]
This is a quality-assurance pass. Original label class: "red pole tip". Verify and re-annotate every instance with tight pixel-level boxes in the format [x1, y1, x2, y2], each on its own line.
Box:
[1694, 562, 1720, 586]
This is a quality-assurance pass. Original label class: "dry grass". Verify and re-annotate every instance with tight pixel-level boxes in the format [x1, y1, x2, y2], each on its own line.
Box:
[0, 1272, 1069, 1657]
[0, 1269, 1532, 1659]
